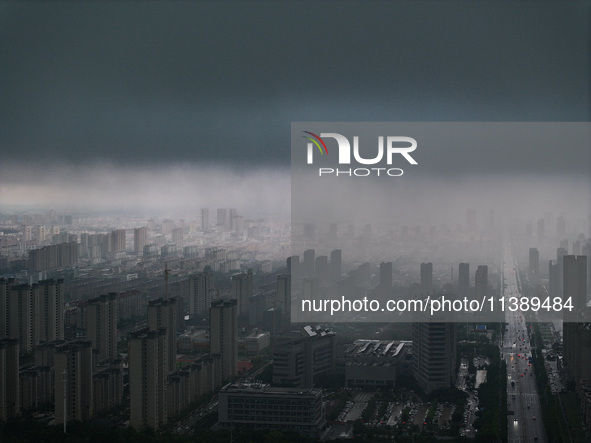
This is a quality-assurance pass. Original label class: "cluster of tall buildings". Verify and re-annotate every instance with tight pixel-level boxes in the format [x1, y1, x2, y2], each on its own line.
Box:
[0, 279, 125, 424]
[129, 296, 238, 430]
[0, 270, 243, 431]
[0, 279, 64, 352]
[79, 229, 126, 260]
[28, 243, 78, 273]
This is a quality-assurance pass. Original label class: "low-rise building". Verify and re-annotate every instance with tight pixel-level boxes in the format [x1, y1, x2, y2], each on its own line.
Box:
[217, 383, 327, 439]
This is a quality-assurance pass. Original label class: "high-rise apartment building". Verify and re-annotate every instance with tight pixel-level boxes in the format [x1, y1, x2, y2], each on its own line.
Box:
[171, 227, 184, 247]
[0, 278, 13, 339]
[22, 225, 32, 242]
[37, 279, 64, 343]
[5, 280, 64, 353]
[0, 339, 20, 421]
[147, 298, 177, 371]
[29, 242, 78, 272]
[86, 293, 118, 362]
[209, 299, 237, 382]
[229, 209, 237, 231]
[231, 269, 253, 317]
[8, 284, 37, 353]
[129, 327, 168, 430]
[217, 208, 227, 231]
[133, 227, 147, 253]
[201, 208, 209, 232]
[109, 229, 126, 254]
[189, 271, 213, 318]
[54, 340, 94, 424]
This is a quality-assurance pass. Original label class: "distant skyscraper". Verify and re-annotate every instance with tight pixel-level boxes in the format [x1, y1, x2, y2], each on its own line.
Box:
[35, 225, 47, 242]
[420, 263, 433, 295]
[189, 272, 213, 318]
[161, 219, 174, 235]
[475, 265, 488, 300]
[54, 340, 94, 424]
[133, 227, 147, 253]
[22, 225, 32, 242]
[109, 229, 126, 253]
[458, 263, 469, 299]
[529, 248, 540, 284]
[231, 270, 253, 316]
[201, 208, 209, 232]
[210, 299, 237, 382]
[129, 327, 167, 430]
[217, 208, 228, 231]
[229, 208, 237, 231]
[171, 227, 184, 247]
[86, 293, 118, 362]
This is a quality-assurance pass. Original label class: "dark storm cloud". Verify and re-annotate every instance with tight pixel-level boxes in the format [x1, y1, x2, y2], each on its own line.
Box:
[1, 1, 588, 169]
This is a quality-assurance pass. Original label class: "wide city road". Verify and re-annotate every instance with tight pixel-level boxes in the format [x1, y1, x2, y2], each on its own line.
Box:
[502, 245, 546, 442]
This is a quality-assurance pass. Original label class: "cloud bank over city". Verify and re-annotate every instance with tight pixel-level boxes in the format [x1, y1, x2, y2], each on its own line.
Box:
[0, 2, 588, 215]
[0, 162, 291, 217]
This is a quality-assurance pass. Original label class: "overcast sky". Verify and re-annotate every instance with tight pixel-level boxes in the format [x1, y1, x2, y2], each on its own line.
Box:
[0, 1, 589, 213]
